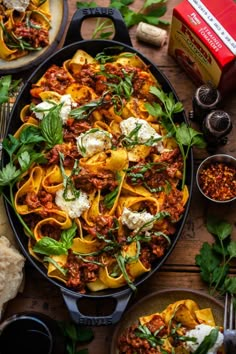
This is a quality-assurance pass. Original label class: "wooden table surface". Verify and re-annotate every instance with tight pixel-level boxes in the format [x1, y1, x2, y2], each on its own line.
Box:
[2, 0, 236, 353]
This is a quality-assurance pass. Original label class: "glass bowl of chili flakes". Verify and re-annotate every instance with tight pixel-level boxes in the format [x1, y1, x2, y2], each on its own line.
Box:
[196, 154, 236, 203]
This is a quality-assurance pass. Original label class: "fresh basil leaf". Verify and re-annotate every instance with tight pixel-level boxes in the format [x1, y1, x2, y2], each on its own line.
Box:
[40, 105, 63, 149]
[103, 186, 119, 209]
[33, 237, 67, 256]
[193, 328, 219, 354]
[115, 253, 136, 291]
[60, 222, 77, 249]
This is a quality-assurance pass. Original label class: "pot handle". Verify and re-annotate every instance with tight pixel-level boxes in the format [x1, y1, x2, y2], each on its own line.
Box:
[61, 289, 132, 326]
[64, 7, 132, 47]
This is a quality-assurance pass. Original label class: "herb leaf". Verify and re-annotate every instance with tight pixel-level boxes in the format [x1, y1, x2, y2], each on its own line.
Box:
[103, 173, 122, 209]
[195, 216, 236, 296]
[33, 222, 77, 256]
[57, 321, 94, 354]
[76, 0, 169, 39]
[0, 75, 11, 104]
[40, 104, 63, 149]
[146, 87, 206, 189]
[33, 237, 68, 256]
[0, 75, 22, 104]
[193, 328, 219, 354]
[206, 215, 232, 241]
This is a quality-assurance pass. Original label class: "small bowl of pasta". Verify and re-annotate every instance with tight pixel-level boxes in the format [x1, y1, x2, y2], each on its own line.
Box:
[111, 288, 224, 354]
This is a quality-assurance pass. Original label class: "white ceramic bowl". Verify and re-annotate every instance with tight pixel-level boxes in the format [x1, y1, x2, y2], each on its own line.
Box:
[196, 154, 236, 203]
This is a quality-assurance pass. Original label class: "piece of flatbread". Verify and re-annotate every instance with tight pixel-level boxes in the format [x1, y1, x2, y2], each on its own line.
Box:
[0, 196, 18, 247]
[0, 236, 25, 318]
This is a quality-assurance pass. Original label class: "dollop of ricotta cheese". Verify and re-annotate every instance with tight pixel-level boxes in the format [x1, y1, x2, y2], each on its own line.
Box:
[3, 0, 29, 12]
[34, 94, 75, 124]
[184, 324, 224, 354]
[55, 189, 90, 219]
[120, 207, 154, 233]
[76, 129, 112, 158]
[120, 117, 164, 152]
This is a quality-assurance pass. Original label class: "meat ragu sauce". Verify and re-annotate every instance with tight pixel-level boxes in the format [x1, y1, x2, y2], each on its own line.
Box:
[4, 49, 190, 294]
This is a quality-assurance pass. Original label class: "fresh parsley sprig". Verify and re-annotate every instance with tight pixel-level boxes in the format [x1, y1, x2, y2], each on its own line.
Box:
[145, 87, 206, 189]
[0, 126, 46, 237]
[195, 215, 236, 296]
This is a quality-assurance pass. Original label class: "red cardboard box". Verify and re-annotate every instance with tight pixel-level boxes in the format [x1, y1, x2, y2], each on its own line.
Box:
[168, 0, 236, 96]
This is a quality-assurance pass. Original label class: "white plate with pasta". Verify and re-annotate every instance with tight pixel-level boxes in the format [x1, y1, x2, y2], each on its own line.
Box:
[0, 0, 68, 74]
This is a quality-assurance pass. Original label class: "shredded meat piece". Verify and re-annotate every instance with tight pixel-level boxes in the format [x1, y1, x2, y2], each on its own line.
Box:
[117, 323, 162, 354]
[46, 143, 79, 167]
[14, 21, 49, 48]
[73, 168, 118, 193]
[146, 315, 167, 336]
[25, 191, 41, 209]
[84, 215, 116, 237]
[31, 65, 74, 95]
[163, 188, 185, 222]
[40, 223, 62, 240]
[63, 121, 92, 142]
[65, 251, 99, 293]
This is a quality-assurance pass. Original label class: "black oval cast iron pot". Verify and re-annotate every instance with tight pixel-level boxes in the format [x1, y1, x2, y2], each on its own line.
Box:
[4, 8, 193, 326]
